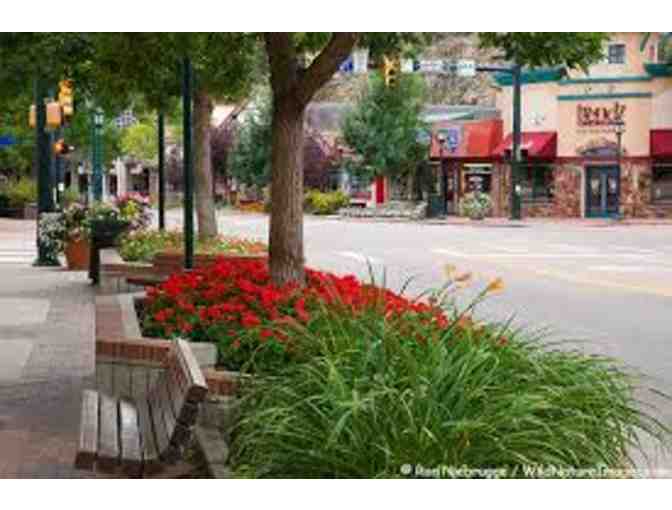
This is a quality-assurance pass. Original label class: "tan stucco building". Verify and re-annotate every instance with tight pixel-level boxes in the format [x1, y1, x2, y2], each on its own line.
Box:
[491, 32, 672, 218]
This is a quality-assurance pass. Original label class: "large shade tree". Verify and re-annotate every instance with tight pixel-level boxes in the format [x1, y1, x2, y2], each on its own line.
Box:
[90, 33, 262, 240]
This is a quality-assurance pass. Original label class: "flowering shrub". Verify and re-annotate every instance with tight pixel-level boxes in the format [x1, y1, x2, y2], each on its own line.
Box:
[460, 191, 492, 220]
[119, 229, 267, 263]
[142, 259, 449, 371]
[115, 193, 152, 231]
[37, 212, 65, 263]
[62, 203, 89, 241]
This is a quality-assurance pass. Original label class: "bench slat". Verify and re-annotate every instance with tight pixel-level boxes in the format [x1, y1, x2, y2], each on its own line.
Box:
[136, 399, 162, 475]
[148, 372, 180, 462]
[119, 398, 143, 477]
[97, 393, 120, 473]
[175, 339, 208, 403]
[74, 390, 99, 470]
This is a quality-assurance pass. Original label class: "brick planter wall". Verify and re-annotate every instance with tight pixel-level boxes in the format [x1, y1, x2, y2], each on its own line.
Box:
[152, 251, 268, 275]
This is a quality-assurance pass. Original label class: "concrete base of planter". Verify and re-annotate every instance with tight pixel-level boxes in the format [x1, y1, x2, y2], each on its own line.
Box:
[99, 248, 152, 295]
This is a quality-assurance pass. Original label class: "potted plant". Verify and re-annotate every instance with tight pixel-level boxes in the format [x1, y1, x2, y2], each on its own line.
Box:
[62, 203, 90, 270]
[459, 191, 492, 220]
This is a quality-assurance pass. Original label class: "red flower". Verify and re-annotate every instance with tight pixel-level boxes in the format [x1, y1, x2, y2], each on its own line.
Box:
[241, 313, 261, 328]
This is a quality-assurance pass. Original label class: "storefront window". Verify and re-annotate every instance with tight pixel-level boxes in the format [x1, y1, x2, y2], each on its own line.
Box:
[464, 166, 492, 193]
[652, 165, 672, 202]
[520, 165, 554, 201]
[607, 44, 626, 64]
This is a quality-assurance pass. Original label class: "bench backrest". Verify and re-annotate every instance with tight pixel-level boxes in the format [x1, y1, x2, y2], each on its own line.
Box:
[147, 339, 208, 460]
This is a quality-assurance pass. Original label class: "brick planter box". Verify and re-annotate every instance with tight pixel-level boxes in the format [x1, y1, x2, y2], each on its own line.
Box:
[152, 250, 268, 274]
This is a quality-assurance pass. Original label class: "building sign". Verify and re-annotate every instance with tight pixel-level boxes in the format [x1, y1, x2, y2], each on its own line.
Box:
[577, 102, 626, 128]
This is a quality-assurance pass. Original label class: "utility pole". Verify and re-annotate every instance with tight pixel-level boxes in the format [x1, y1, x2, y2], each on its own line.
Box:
[182, 56, 194, 270]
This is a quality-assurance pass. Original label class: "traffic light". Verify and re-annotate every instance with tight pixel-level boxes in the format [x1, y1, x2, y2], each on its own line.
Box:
[382, 56, 399, 88]
[53, 138, 74, 156]
[58, 79, 74, 121]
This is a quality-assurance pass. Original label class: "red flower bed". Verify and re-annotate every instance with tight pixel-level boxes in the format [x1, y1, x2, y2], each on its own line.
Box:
[142, 258, 449, 370]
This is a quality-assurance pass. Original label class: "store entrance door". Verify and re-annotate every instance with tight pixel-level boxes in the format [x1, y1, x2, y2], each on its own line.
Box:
[586, 166, 620, 218]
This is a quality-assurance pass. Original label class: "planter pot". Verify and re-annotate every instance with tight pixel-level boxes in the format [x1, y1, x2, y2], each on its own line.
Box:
[64, 238, 91, 270]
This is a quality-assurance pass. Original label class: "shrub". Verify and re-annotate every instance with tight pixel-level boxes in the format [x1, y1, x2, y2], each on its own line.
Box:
[305, 190, 350, 215]
[114, 192, 152, 230]
[460, 191, 492, 220]
[62, 203, 89, 242]
[119, 229, 267, 263]
[37, 212, 65, 262]
[3, 177, 37, 208]
[231, 307, 671, 478]
[62, 188, 81, 207]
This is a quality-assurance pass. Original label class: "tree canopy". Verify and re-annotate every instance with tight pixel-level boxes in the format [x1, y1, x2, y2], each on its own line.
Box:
[342, 73, 427, 182]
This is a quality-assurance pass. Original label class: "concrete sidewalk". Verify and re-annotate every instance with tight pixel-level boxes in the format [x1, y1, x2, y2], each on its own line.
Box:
[0, 220, 95, 478]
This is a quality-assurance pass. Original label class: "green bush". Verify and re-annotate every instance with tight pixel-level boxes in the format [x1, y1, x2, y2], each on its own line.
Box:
[119, 229, 267, 263]
[460, 191, 492, 220]
[3, 177, 37, 208]
[231, 306, 670, 478]
[305, 190, 350, 215]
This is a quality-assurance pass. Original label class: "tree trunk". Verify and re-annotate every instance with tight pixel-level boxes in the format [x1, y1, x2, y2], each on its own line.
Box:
[264, 32, 358, 286]
[269, 99, 306, 285]
[193, 89, 218, 240]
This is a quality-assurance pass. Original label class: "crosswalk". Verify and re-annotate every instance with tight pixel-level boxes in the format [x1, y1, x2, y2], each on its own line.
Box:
[0, 248, 37, 265]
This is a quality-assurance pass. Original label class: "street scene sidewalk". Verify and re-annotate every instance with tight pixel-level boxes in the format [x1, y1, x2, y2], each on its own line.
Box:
[0, 219, 95, 478]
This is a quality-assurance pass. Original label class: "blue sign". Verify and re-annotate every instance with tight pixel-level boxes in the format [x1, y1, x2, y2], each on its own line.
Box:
[0, 135, 16, 147]
[445, 128, 460, 152]
[437, 127, 461, 153]
[339, 56, 354, 73]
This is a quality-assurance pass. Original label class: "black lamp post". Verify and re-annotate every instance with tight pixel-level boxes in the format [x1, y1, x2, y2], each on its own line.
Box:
[436, 133, 448, 216]
[34, 77, 57, 266]
[92, 109, 104, 201]
[182, 56, 194, 271]
[475, 63, 522, 220]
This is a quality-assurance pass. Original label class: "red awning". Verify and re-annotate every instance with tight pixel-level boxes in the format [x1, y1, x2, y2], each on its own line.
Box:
[494, 132, 557, 159]
[651, 130, 672, 158]
[430, 119, 503, 159]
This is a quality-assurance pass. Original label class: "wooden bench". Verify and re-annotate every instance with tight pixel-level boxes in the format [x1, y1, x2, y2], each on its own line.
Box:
[75, 339, 208, 477]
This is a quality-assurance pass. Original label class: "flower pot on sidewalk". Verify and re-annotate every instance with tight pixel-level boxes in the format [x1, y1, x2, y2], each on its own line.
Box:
[64, 238, 91, 270]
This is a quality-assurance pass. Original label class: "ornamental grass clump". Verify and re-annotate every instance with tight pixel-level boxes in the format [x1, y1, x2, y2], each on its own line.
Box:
[230, 306, 670, 478]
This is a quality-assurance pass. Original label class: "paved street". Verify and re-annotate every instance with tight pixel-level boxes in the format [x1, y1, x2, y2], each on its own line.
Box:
[0, 219, 95, 478]
[166, 210, 672, 475]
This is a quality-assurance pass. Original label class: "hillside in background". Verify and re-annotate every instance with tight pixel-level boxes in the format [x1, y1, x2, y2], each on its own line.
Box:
[313, 33, 499, 106]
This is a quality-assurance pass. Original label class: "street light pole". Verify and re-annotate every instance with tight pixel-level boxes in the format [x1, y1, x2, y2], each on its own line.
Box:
[92, 109, 104, 202]
[34, 77, 56, 266]
[510, 64, 522, 220]
[476, 63, 523, 220]
[158, 110, 166, 231]
[182, 56, 195, 271]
